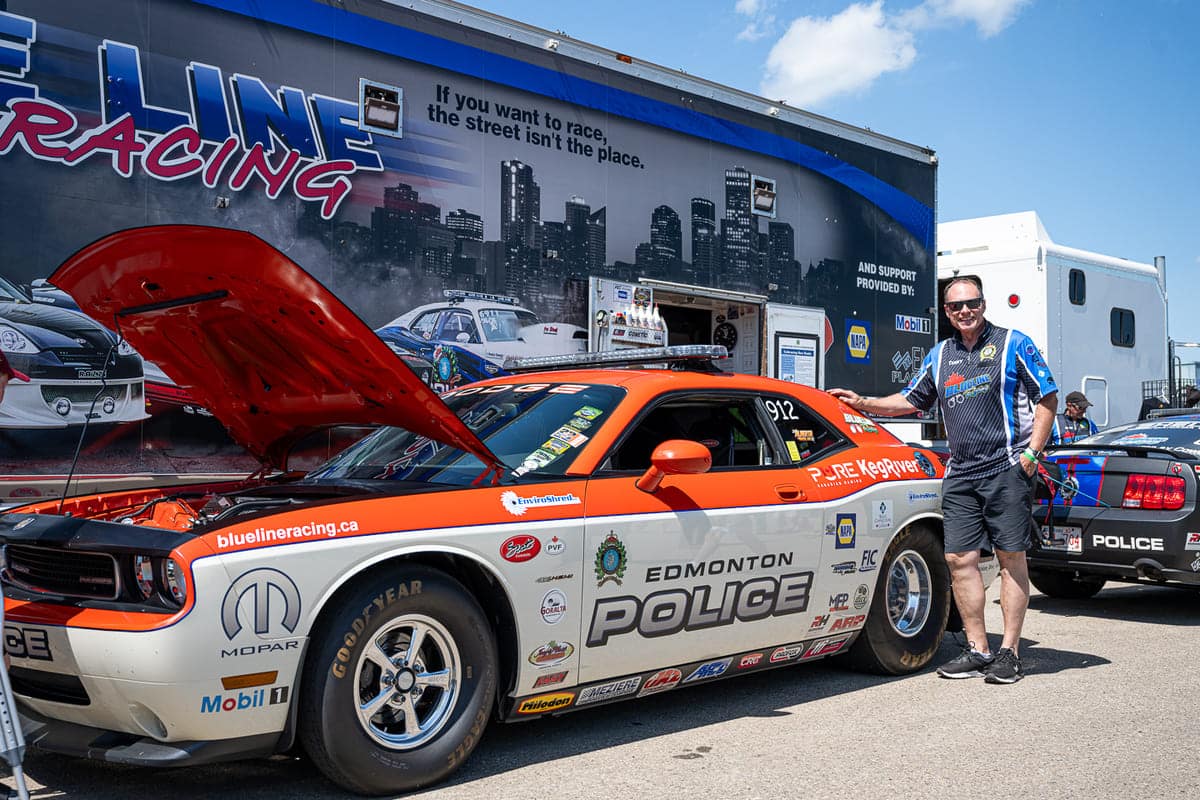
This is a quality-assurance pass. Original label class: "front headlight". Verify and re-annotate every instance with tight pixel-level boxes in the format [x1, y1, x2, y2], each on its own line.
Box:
[133, 555, 155, 600]
[161, 557, 188, 606]
[0, 325, 37, 354]
[116, 339, 137, 357]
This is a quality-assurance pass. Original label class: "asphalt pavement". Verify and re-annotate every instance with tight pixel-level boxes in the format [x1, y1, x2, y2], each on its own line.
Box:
[4, 580, 1198, 799]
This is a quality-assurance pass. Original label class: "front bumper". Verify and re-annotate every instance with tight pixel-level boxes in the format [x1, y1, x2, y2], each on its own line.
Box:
[0, 378, 147, 428]
[17, 704, 282, 767]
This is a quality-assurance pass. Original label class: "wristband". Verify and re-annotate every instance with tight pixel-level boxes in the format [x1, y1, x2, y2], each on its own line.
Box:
[1021, 448, 1039, 462]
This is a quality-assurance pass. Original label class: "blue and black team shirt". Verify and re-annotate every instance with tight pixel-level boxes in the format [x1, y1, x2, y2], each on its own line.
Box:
[903, 322, 1057, 479]
[1050, 414, 1098, 445]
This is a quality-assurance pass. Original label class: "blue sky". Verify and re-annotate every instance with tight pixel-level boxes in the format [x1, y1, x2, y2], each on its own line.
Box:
[470, 0, 1200, 343]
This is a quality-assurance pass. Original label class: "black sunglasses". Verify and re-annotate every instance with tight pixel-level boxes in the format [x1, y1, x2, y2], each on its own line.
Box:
[944, 297, 984, 312]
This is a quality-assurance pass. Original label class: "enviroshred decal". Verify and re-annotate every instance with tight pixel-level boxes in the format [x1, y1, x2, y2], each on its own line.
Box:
[0, 10, 385, 219]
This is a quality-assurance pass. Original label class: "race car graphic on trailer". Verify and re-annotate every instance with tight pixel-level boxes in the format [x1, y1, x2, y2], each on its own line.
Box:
[2, 226, 961, 796]
[0, 275, 145, 429]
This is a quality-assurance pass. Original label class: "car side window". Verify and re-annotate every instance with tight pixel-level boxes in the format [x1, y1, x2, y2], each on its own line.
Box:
[440, 310, 480, 343]
[410, 310, 441, 340]
[607, 395, 776, 471]
[761, 394, 844, 465]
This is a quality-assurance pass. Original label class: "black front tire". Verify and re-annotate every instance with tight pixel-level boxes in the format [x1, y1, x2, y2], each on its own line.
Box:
[1029, 568, 1105, 599]
[299, 566, 497, 796]
[845, 525, 951, 675]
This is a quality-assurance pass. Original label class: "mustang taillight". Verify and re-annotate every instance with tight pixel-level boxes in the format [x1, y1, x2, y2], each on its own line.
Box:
[1122, 474, 1185, 510]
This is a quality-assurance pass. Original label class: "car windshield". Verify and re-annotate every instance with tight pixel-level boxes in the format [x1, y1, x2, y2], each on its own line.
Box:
[0, 276, 29, 303]
[305, 382, 625, 485]
[477, 308, 540, 342]
[1064, 417, 1200, 455]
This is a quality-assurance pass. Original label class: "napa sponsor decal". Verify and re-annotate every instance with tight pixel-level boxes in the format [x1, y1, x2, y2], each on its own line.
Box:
[845, 319, 871, 363]
[575, 676, 641, 706]
[834, 514, 856, 549]
[216, 519, 359, 549]
[516, 693, 574, 714]
[501, 491, 582, 516]
[0, 10, 385, 219]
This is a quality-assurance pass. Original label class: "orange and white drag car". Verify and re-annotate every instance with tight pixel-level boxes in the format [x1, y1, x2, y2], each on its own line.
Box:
[2, 226, 971, 795]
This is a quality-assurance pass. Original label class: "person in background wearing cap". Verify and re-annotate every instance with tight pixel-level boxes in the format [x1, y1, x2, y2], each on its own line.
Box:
[830, 275, 1057, 685]
[1050, 391, 1098, 445]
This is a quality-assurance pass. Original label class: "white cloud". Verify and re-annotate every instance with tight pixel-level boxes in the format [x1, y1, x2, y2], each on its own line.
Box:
[757, 0, 1028, 108]
[925, 0, 1032, 37]
[735, 1, 776, 41]
[761, 2, 915, 107]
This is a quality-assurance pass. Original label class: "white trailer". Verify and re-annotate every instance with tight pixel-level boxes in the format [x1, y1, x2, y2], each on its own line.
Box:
[936, 211, 1166, 429]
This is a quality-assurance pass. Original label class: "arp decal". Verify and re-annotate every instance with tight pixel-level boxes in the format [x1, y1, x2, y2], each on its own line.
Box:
[830, 614, 866, 632]
[220, 568, 302, 640]
[586, 572, 813, 647]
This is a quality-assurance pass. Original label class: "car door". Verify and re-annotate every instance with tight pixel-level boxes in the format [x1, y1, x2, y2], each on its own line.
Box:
[577, 390, 831, 685]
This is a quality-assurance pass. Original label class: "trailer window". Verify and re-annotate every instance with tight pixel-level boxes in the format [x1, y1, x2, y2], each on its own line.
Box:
[1111, 308, 1135, 348]
[1068, 269, 1086, 305]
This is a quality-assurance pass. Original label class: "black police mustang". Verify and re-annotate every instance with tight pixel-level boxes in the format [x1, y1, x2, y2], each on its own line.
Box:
[1030, 412, 1200, 597]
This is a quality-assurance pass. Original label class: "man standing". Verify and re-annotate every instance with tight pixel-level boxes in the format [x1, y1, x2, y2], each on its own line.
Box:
[1050, 391, 1098, 445]
[830, 275, 1057, 684]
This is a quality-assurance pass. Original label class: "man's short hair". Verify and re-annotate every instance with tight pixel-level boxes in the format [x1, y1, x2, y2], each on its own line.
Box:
[943, 274, 983, 302]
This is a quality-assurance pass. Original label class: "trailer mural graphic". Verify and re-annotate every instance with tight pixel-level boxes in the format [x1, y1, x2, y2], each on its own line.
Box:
[0, 0, 935, 476]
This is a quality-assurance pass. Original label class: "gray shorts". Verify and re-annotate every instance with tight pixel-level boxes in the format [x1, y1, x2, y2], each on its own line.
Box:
[942, 462, 1034, 554]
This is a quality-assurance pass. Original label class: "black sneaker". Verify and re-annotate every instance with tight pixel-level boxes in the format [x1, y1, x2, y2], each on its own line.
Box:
[936, 643, 994, 678]
[984, 648, 1023, 684]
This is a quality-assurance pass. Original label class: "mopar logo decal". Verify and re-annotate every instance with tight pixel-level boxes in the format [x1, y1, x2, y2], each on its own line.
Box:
[220, 568, 302, 639]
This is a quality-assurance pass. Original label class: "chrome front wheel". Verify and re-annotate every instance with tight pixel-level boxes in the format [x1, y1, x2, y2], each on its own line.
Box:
[886, 549, 933, 639]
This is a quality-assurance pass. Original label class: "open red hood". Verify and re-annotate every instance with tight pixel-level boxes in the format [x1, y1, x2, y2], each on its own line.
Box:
[51, 225, 502, 471]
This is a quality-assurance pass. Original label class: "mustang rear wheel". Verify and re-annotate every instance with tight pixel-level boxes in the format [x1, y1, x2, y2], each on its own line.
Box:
[299, 567, 497, 795]
[845, 525, 951, 675]
[1029, 568, 1105, 599]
